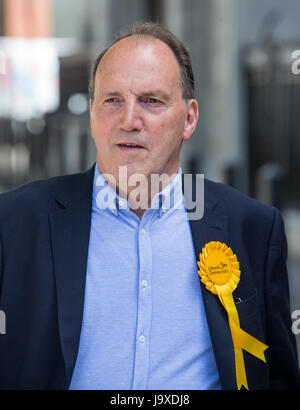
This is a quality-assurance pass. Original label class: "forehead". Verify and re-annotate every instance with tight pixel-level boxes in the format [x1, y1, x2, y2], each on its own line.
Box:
[94, 36, 182, 94]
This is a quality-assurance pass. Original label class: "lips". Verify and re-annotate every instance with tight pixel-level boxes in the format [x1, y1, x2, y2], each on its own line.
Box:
[116, 142, 146, 151]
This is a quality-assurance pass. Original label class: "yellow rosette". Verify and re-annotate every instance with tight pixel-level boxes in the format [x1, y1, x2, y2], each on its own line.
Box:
[197, 241, 268, 390]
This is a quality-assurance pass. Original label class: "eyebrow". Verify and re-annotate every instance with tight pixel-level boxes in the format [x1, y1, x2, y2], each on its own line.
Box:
[102, 90, 171, 101]
[139, 90, 170, 101]
[102, 91, 122, 97]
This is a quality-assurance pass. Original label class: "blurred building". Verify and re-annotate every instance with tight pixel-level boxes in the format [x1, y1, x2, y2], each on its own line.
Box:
[1, 0, 300, 193]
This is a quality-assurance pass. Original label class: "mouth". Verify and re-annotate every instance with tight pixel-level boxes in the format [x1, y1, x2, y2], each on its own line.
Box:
[116, 142, 146, 152]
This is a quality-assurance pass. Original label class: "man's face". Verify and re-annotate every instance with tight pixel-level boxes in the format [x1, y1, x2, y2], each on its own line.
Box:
[90, 36, 198, 188]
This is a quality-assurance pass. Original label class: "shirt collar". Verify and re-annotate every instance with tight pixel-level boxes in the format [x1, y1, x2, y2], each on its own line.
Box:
[93, 164, 183, 217]
[150, 169, 183, 217]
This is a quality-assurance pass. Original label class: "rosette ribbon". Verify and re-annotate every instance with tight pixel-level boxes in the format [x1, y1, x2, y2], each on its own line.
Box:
[197, 241, 268, 390]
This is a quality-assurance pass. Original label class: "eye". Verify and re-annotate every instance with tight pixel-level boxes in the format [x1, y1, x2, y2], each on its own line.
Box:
[147, 97, 160, 104]
[104, 97, 120, 104]
[143, 97, 163, 106]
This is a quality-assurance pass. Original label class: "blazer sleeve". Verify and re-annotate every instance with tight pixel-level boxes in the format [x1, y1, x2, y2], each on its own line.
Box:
[264, 208, 300, 389]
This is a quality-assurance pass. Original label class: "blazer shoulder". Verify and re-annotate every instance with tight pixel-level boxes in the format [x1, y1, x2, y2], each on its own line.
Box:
[0, 166, 95, 219]
[204, 178, 278, 224]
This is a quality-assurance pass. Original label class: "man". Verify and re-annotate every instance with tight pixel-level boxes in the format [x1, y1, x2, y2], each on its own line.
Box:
[0, 22, 299, 390]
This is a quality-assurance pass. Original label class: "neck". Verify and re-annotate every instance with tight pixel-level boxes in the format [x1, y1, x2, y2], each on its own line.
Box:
[117, 172, 179, 219]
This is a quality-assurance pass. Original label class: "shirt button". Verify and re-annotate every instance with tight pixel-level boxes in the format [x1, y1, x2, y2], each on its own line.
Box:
[139, 335, 146, 344]
[119, 199, 125, 208]
[141, 280, 148, 288]
[140, 228, 146, 236]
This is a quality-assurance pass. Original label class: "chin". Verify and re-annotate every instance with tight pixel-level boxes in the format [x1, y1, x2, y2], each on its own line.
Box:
[120, 163, 147, 176]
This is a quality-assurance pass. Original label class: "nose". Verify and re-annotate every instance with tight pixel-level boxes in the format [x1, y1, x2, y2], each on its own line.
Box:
[120, 100, 143, 132]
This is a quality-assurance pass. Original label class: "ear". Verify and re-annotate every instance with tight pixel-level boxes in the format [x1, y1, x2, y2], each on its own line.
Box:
[182, 99, 199, 141]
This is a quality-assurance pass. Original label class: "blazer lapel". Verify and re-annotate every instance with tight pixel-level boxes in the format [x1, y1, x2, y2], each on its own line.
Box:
[49, 165, 95, 387]
[184, 176, 237, 390]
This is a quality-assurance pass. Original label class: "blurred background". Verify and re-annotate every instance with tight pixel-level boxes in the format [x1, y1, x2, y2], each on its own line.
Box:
[0, 0, 299, 359]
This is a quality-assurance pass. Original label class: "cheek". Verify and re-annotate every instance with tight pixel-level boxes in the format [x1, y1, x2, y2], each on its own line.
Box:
[154, 116, 185, 146]
[91, 116, 111, 143]
[153, 113, 180, 135]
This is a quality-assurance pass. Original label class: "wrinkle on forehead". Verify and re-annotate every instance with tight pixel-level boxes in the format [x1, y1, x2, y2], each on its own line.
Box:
[95, 36, 182, 94]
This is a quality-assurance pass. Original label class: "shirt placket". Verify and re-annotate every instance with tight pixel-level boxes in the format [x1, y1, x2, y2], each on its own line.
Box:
[131, 211, 154, 389]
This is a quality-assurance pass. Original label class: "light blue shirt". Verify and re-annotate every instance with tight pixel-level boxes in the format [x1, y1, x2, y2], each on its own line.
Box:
[69, 165, 221, 390]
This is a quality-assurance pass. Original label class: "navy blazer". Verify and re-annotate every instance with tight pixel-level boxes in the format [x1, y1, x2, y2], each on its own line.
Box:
[0, 165, 299, 390]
